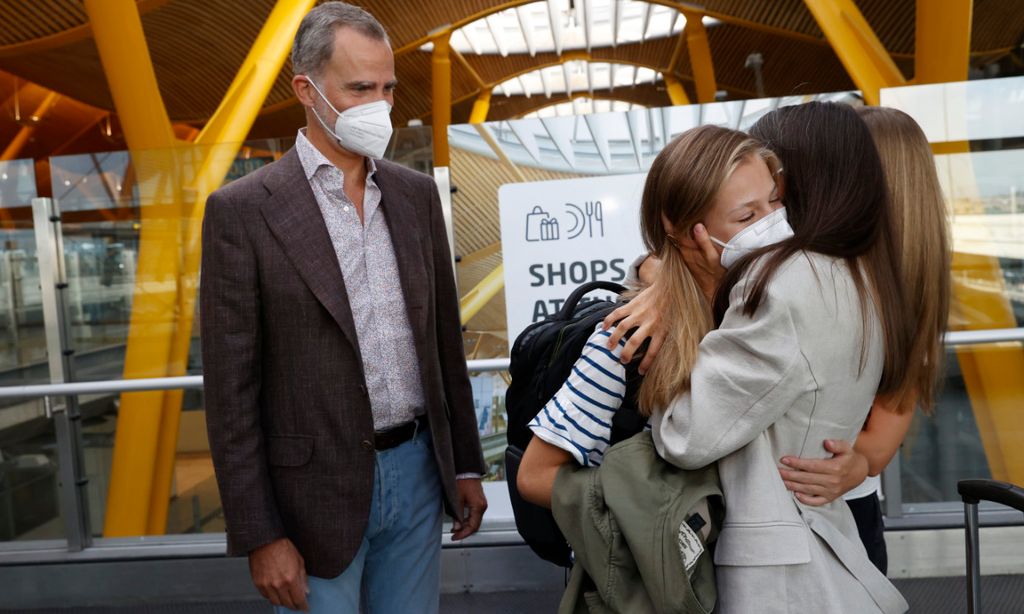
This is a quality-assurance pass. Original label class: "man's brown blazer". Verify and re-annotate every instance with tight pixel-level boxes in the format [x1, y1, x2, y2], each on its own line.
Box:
[200, 148, 486, 579]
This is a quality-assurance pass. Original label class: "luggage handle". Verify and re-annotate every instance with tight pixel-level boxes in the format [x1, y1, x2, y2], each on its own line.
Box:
[555, 281, 628, 320]
[958, 479, 1024, 511]
[957, 479, 1024, 614]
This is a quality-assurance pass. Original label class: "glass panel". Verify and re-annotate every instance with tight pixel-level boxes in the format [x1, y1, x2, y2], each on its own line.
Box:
[880, 76, 1024, 143]
[0, 162, 63, 542]
[0, 404, 65, 542]
[900, 340, 1023, 505]
[881, 76, 1024, 519]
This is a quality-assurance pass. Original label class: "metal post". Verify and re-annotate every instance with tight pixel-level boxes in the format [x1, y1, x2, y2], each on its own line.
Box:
[964, 500, 981, 614]
[433, 166, 457, 279]
[31, 197, 92, 551]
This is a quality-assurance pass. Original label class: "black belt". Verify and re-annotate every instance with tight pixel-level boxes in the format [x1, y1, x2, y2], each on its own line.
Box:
[373, 415, 427, 451]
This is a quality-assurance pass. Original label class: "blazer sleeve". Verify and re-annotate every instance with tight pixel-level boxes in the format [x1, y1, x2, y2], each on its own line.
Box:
[427, 180, 487, 475]
[652, 275, 811, 470]
[200, 190, 285, 555]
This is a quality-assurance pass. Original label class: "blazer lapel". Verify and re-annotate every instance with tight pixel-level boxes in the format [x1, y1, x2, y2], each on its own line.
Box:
[375, 161, 428, 336]
[259, 149, 363, 363]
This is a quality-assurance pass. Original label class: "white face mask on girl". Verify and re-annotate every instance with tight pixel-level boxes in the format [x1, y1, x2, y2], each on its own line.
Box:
[709, 207, 794, 269]
[305, 77, 393, 159]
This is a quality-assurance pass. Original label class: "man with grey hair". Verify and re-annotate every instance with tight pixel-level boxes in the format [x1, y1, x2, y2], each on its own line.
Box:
[200, 2, 487, 612]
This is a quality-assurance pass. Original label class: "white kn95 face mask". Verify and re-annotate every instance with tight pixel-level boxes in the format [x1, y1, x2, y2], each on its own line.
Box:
[709, 207, 794, 269]
[305, 77, 393, 159]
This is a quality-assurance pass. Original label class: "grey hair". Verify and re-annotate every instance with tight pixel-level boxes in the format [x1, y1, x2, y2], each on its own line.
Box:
[291, 2, 389, 76]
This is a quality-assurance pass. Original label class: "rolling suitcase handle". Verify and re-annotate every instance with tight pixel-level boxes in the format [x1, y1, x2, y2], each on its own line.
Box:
[956, 479, 1024, 614]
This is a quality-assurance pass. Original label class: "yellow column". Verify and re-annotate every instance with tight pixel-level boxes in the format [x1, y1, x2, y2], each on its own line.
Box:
[1, 91, 60, 161]
[663, 74, 691, 106]
[916, 0, 973, 84]
[802, 0, 906, 105]
[84, 0, 181, 537]
[432, 30, 452, 167]
[460, 263, 504, 325]
[469, 89, 492, 124]
[146, 0, 317, 535]
[683, 12, 717, 104]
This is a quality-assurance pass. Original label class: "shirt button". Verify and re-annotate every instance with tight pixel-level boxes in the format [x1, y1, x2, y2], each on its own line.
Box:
[361, 439, 374, 450]
[343, 205, 350, 212]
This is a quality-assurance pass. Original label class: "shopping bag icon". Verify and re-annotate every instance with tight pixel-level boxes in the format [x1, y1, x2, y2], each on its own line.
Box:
[525, 206, 559, 242]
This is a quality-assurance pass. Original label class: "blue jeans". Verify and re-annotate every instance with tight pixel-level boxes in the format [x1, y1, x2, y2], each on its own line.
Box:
[276, 426, 443, 613]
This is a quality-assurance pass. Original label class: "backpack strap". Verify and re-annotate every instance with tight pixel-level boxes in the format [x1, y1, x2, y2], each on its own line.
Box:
[610, 347, 648, 445]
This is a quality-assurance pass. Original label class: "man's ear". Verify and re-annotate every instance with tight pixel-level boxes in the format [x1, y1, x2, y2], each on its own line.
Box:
[292, 75, 315, 107]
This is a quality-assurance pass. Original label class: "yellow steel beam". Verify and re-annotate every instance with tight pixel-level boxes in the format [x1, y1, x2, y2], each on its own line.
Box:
[146, 0, 316, 535]
[460, 263, 505, 325]
[1, 91, 60, 160]
[459, 241, 502, 267]
[451, 47, 487, 90]
[683, 12, 717, 104]
[473, 124, 526, 183]
[916, 0, 973, 85]
[663, 74, 691, 106]
[432, 30, 453, 167]
[802, 0, 907, 105]
[84, 0, 182, 538]
[469, 89, 492, 124]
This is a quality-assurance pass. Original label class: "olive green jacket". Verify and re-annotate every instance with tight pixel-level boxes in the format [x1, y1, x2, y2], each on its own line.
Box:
[552, 432, 723, 614]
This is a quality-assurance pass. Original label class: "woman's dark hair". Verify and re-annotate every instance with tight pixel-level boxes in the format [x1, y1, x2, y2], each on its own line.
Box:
[716, 101, 914, 403]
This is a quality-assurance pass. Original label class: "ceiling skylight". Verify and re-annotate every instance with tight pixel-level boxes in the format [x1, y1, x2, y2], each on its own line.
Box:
[494, 62, 660, 97]
[421, 0, 721, 56]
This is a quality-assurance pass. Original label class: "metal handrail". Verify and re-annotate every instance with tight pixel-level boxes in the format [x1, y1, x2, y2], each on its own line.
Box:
[0, 358, 512, 399]
[0, 327, 1021, 400]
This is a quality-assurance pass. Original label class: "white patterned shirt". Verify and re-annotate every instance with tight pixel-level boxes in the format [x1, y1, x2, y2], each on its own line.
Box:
[295, 130, 425, 431]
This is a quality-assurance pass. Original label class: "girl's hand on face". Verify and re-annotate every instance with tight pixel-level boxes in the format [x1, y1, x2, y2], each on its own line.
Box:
[680, 223, 726, 305]
[601, 284, 665, 374]
[778, 439, 870, 506]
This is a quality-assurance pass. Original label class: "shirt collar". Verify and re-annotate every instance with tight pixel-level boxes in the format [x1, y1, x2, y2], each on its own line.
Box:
[295, 128, 378, 182]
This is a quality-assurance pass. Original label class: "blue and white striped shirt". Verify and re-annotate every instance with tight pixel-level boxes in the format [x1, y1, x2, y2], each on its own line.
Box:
[528, 326, 649, 467]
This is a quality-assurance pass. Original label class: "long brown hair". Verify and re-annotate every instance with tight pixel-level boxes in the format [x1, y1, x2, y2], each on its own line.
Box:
[744, 102, 915, 407]
[857, 106, 951, 413]
[638, 125, 781, 414]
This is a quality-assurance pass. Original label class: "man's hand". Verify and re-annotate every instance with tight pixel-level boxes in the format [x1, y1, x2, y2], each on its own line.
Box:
[679, 223, 726, 305]
[249, 537, 309, 611]
[600, 285, 665, 373]
[451, 478, 487, 540]
[779, 440, 870, 506]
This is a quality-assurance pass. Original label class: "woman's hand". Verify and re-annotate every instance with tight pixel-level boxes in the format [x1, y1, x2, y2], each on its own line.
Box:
[601, 284, 665, 373]
[679, 223, 726, 305]
[778, 439, 869, 506]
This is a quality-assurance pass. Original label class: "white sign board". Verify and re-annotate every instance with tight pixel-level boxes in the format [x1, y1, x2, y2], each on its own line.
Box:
[499, 173, 647, 343]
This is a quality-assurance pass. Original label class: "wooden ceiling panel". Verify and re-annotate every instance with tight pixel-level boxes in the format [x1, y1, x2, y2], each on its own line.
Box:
[0, 0, 88, 46]
[972, 0, 1024, 54]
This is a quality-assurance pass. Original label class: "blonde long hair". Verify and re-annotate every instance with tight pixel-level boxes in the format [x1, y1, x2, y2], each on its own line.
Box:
[857, 107, 951, 414]
[637, 125, 782, 414]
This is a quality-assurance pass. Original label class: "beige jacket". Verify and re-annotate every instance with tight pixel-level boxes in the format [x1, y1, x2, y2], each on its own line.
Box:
[653, 251, 908, 613]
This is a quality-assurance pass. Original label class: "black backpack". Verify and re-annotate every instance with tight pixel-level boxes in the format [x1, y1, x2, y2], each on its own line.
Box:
[504, 280, 648, 567]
